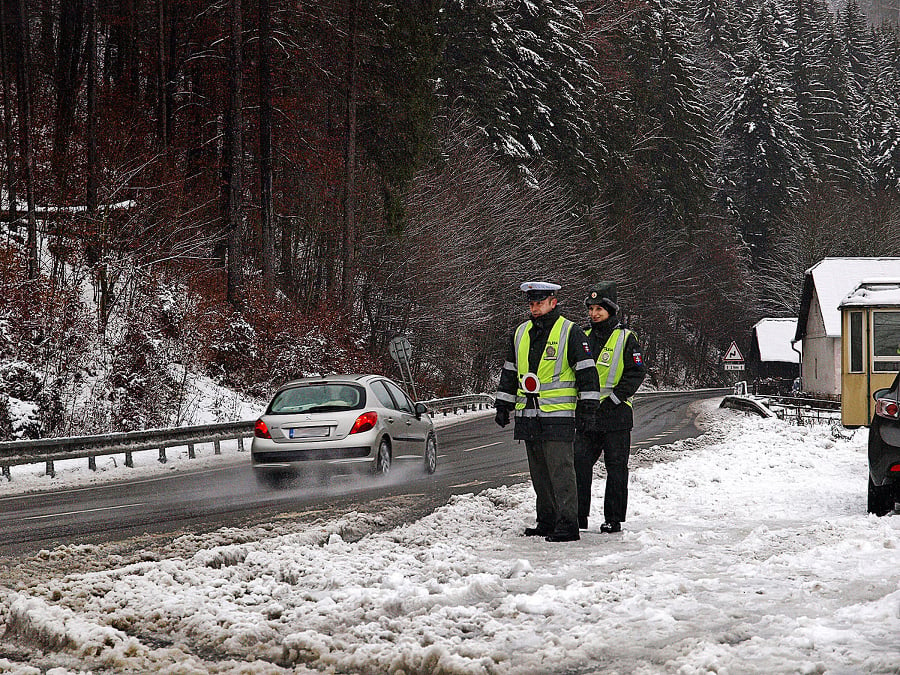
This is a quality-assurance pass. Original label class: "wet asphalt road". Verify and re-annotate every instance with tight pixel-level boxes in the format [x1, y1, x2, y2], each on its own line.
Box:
[0, 390, 727, 556]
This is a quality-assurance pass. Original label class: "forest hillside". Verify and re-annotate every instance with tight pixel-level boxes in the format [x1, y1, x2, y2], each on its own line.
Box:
[2, 0, 900, 439]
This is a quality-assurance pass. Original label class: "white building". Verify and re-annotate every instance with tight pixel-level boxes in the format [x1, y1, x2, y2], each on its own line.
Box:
[749, 318, 800, 382]
[795, 258, 900, 397]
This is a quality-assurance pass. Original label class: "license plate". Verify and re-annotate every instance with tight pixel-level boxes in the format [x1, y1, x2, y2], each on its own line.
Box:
[289, 426, 330, 439]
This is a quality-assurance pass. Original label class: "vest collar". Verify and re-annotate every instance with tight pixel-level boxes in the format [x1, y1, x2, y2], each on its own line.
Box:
[590, 315, 620, 340]
[531, 307, 561, 332]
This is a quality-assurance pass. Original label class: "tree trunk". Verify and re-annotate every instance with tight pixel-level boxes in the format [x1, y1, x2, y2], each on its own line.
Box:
[112, 0, 138, 95]
[52, 0, 84, 181]
[0, 3, 17, 229]
[16, 0, 38, 279]
[341, 0, 358, 308]
[258, 0, 275, 294]
[86, 0, 97, 219]
[37, 0, 53, 73]
[223, 0, 245, 310]
[156, 0, 168, 146]
[85, 0, 111, 330]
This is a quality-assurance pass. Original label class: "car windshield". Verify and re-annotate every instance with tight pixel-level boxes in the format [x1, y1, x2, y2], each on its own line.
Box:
[268, 383, 365, 414]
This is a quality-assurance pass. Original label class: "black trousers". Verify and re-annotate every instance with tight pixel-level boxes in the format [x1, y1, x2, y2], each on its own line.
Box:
[574, 429, 631, 524]
[525, 439, 579, 533]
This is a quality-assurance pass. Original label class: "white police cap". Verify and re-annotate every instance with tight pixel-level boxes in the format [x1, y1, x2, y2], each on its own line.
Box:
[520, 281, 561, 293]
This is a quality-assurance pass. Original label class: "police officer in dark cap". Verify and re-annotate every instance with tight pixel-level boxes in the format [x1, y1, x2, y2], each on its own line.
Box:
[494, 282, 601, 542]
[575, 281, 646, 533]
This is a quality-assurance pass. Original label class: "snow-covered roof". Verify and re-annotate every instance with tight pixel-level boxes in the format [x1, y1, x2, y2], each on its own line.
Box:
[796, 258, 900, 339]
[752, 318, 801, 363]
[839, 278, 900, 308]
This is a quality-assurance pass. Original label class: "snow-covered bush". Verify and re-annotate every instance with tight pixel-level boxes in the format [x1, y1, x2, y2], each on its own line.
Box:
[0, 246, 94, 438]
[206, 310, 258, 385]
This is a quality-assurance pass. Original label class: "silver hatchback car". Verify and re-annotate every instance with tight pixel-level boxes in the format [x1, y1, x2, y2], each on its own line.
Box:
[251, 374, 437, 486]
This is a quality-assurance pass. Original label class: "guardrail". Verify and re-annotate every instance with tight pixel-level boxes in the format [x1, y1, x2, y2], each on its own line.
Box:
[0, 390, 730, 480]
[0, 420, 255, 480]
[0, 394, 496, 480]
[421, 394, 494, 416]
[719, 395, 777, 418]
[762, 395, 841, 425]
[724, 383, 841, 424]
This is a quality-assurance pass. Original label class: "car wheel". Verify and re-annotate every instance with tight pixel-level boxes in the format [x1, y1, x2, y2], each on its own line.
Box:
[424, 434, 437, 474]
[867, 475, 894, 516]
[374, 438, 391, 476]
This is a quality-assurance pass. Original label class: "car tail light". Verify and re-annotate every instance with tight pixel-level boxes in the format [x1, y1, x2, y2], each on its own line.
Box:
[350, 411, 378, 434]
[890, 464, 900, 473]
[254, 419, 271, 439]
[876, 398, 900, 419]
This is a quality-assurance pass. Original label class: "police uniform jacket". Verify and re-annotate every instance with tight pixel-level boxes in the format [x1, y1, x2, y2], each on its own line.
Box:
[586, 315, 647, 432]
[496, 307, 600, 442]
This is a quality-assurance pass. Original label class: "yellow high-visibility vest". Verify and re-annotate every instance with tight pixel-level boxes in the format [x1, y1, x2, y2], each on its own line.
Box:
[513, 316, 578, 417]
[588, 327, 634, 408]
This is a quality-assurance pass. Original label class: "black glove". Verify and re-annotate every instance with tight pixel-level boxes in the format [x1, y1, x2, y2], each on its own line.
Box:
[494, 407, 510, 428]
[575, 400, 600, 434]
[599, 396, 618, 415]
[583, 414, 599, 435]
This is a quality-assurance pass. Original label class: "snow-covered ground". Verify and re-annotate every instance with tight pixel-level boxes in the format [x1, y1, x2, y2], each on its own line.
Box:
[2, 400, 899, 674]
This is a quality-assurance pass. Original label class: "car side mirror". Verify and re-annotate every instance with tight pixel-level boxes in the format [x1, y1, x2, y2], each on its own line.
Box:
[414, 402, 428, 418]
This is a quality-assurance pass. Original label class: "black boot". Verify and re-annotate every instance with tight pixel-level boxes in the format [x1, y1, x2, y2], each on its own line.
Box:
[600, 521, 621, 533]
[545, 530, 580, 542]
[524, 526, 553, 537]
[578, 516, 588, 530]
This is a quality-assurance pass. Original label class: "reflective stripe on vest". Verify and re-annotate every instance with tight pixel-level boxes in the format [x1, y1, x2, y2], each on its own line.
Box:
[514, 316, 578, 416]
[587, 327, 633, 408]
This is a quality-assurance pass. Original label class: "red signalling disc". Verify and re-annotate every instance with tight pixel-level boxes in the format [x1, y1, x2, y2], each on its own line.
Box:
[522, 373, 540, 394]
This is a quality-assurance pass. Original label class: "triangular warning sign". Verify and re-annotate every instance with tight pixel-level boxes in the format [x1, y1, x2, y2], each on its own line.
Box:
[723, 341, 744, 362]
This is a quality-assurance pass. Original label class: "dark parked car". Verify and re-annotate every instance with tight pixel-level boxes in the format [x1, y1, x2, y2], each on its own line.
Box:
[868, 371, 900, 515]
[251, 374, 437, 487]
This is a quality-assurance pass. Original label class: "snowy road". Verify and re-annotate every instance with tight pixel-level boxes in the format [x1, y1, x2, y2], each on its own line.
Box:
[0, 391, 712, 555]
[1, 399, 898, 673]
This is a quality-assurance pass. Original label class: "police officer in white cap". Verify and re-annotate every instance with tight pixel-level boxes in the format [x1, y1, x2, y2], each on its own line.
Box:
[494, 281, 601, 542]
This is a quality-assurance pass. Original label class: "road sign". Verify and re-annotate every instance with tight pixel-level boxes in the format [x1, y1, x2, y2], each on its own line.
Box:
[723, 341, 744, 362]
[388, 336, 412, 367]
[388, 335, 417, 400]
[724, 363, 745, 371]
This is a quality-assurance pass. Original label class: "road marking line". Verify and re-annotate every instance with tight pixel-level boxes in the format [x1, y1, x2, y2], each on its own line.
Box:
[450, 480, 487, 488]
[463, 442, 503, 453]
[22, 503, 146, 521]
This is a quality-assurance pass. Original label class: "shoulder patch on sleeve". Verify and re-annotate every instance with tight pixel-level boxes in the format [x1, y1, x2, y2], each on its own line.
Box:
[633, 353, 643, 365]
